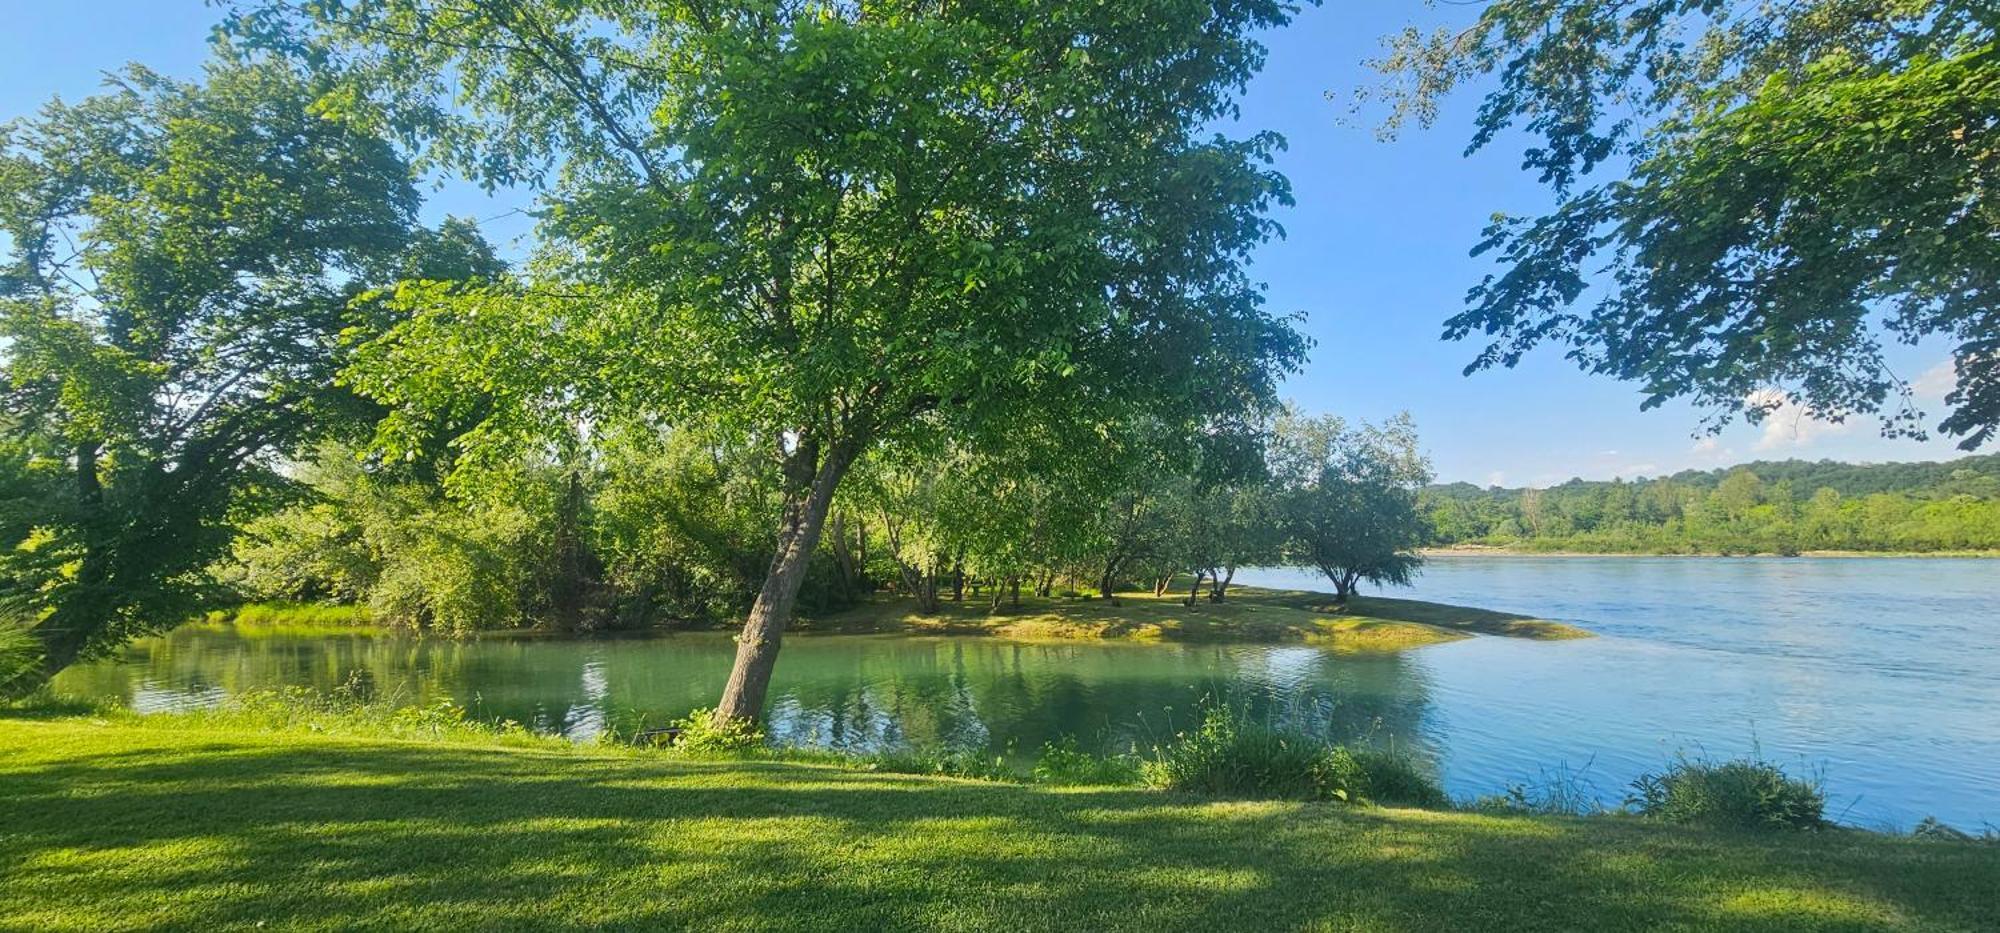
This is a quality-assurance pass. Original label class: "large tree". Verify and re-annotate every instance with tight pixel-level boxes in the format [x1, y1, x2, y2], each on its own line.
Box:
[1372, 0, 2000, 447]
[0, 61, 437, 695]
[237, 0, 1312, 722]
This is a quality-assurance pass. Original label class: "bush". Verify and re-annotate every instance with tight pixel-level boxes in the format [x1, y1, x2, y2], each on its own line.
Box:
[1627, 757, 1826, 831]
[1144, 708, 1444, 806]
[664, 707, 767, 754]
[1032, 738, 1143, 786]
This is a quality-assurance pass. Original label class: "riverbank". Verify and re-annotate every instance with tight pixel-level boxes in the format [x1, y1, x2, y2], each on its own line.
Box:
[804, 584, 1592, 646]
[1422, 545, 2000, 559]
[2, 715, 1992, 932]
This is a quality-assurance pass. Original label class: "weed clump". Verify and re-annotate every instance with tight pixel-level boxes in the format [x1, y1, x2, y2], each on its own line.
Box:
[1627, 756, 1825, 831]
[1144, 708, 1443, 806]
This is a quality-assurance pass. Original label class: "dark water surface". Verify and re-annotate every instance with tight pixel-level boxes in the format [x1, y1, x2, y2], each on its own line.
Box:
[54, 556, 2000, 829]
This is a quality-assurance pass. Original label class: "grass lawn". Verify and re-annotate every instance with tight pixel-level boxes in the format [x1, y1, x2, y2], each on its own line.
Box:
[3, 717, 1994, 932]
[807, 584, 1591, 648]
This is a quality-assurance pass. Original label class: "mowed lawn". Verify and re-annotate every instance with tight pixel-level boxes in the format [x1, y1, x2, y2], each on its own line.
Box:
[3, 719, 1996, 932]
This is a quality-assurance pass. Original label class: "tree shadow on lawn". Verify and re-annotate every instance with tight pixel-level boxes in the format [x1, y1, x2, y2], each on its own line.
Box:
[0, 733, 1991, 932]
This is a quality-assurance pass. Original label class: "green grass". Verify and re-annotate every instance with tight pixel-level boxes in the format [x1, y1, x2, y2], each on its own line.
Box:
[188, 601, 380, 635]
[2, 716, 1994, 932]
[807, 583, 1590, 648]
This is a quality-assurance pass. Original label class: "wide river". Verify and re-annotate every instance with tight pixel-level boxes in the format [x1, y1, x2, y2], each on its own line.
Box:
[54, 555, 1999, 830]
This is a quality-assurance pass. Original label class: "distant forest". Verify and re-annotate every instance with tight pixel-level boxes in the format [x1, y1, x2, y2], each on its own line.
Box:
[1422, 455, 2000, 555]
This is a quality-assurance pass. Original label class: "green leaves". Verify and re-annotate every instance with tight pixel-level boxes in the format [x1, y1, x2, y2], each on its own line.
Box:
[1377, 0, 2000, 449]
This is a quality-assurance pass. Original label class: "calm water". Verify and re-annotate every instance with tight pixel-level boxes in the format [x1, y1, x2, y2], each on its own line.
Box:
[54, 556, 2000, 830]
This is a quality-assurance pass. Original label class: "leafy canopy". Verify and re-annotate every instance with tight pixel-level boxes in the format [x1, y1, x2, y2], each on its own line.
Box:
[232, 0, 1313, 484]
[1371, 0, 2000, 447]
[0, 59, 428, 677]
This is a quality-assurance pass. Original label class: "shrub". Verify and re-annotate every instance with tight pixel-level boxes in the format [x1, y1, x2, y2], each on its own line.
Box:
[1627, 757, 1826, 831]
[1144, 708, 1444, 806]
[664, 707, 767, 754]
[1032, 738, 1143, 786]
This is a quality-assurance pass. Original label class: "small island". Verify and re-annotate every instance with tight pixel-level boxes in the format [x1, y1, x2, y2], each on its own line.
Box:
[806, 585, 1591, 648]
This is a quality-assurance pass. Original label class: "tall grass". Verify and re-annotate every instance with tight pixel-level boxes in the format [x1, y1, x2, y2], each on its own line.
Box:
[0, 624, 37, 688]
[1142, 707, 1446, 807]
[1627, 755, 1826, 831]
[204, 602, 372, 629]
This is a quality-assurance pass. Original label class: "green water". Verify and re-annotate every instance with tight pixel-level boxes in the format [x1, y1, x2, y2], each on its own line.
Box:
[53, 556, 2000, 829]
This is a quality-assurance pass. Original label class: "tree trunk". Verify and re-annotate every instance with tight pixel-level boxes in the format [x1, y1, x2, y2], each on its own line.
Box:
[1010, 576, 1021, 607]
[1185, 570, 1205, 606]
[2, 442, 107, 698]
[713, 438, 858, 724]
[1210, 567, 1235, 602]
[951, 554, 965, 602]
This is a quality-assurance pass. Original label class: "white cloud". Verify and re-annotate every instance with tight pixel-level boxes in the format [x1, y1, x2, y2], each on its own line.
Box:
[1484, 471, 1507, 488]
[1912, 359, 1957, 400]
[1747, 388, 1853, 451]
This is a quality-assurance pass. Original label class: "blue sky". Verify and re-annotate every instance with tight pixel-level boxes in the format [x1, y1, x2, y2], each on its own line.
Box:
[0, 1, 1974, 485]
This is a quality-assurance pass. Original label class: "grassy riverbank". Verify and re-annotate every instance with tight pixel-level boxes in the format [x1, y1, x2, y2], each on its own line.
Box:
[2, 715, 1993, 932]
[204, 586, 1592, 647]
[809, 585, 1590, 647]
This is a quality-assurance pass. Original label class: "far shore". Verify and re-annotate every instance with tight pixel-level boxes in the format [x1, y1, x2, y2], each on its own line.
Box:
[1419, 546, 2000, 559]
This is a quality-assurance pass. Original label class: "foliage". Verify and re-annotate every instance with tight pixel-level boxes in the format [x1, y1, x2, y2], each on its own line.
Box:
[1269, 408, 1432, 599]
[663, 706, 766, 755]
[0, 59, 463, 694]
[0, 624, 37, 689]
[233, 0, 1313, 720]
[1424, 455, 2000, 554]
[1143, 707, 1444, 806]
[1031, 738, 1145, 787]
[227, 445, 576, 634]
[1371, 0, 2000, 448]
[1627, 757, 1827, 832]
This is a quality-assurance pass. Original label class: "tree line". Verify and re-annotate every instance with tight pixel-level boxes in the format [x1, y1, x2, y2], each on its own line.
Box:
[1424, 456, 2000, 555]
[228, 409, 1432, 634]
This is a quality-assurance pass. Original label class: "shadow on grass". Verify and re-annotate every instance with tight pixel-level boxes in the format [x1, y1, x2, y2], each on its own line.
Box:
[1, 722, 1990, 931]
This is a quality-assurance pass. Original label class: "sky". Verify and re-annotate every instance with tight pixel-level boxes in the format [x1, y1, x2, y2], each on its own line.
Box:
[0, 1, 1977, 487]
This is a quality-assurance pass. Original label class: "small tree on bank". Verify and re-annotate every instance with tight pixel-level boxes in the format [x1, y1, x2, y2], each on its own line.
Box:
[239, 0, 1313, 722]
[1269, 409, 1431, 602]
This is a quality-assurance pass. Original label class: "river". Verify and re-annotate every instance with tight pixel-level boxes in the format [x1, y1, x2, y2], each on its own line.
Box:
[53, 555, 2000, 830]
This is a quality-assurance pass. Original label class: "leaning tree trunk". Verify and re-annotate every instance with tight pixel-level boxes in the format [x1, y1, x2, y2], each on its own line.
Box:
[4, 442, 112, 699]
[712, 439, 858, 724]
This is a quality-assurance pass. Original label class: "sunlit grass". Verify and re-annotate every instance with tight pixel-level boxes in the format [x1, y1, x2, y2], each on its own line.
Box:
[1, 717, 1992, 931]
[809, 583, 1589, 648]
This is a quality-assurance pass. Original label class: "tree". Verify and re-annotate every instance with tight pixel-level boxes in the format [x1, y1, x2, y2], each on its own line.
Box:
[0, 61, 435, 696]
[238, 0, 1313, 722]
[1267, 408, 1431, 601]
[1372, 0, 2000, 447]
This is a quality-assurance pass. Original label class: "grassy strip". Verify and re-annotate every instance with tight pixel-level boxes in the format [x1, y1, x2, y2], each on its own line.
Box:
[2, 715, 1994, 932]
[809, 584, 1590, 647]
[190, 601, 379, 633]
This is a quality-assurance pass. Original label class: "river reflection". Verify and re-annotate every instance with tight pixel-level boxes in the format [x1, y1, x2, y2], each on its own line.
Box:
[55, 628, 1440, 763]
[52, 556, 2000, 829]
